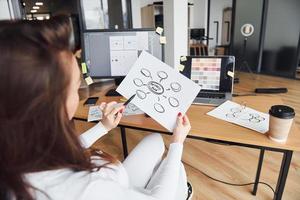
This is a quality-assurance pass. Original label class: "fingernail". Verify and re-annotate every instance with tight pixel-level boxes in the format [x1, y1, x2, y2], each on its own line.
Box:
[120, 109, 124, 114]
[178, 112, 182, 116]
[183, 116, 186, 123]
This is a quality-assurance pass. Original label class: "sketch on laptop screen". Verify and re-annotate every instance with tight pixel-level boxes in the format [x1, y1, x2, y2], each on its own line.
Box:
[191, 58, 222, 91]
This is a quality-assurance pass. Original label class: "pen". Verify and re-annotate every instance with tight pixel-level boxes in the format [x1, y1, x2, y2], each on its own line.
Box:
[123, 94, 136, 106]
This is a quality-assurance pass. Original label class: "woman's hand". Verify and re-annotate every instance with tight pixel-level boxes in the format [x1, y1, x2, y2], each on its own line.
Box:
[100, 102, 125, 131]
[172, 113, 191, 144]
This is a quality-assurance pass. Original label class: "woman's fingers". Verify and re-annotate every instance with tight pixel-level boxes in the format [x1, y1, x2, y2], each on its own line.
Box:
[103, 101, 117, 115]
[110, 105, 125, 116]
[183, 115, 190, 126]
[99, 102, 107, 110]
[114, 112, 123, 125]
[176, 112, 183, 125]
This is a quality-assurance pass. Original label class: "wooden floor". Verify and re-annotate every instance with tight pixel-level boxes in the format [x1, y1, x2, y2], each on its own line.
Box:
[75, 73, 300, 200]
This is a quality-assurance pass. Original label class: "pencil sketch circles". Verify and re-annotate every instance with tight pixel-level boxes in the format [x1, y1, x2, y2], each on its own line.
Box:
[226, 105, 266, 123]
[133, 68, 181, 113]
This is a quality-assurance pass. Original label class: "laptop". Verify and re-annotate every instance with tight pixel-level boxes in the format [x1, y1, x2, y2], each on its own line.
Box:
[180, 56, 235, 106]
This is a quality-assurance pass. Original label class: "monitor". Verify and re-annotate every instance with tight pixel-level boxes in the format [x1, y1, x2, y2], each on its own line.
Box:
[82, 29, 163, 78]
[190, 28, 205, 40]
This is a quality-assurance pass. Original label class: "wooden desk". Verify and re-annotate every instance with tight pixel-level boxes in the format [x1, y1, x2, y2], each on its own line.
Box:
[75, 84, 300, 200]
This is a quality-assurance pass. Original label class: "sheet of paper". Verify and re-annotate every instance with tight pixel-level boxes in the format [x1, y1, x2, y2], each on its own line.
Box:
[136, 32, 149, 50]
[88, 106, 103, 122]
[116, 103, 144, 116]
[110, 50, 138, 76]
[124, 36, 138, 50]
[116, 51, 201, 131]
[207, 100, 269, 134]
[109, 36, 124, 50]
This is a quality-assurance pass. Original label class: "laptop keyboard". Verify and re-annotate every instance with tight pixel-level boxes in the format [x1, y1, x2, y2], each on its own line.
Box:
[197, 92, 226, 99]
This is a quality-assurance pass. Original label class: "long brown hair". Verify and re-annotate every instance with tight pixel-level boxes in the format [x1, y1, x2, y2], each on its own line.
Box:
[0, 16, 112, 200]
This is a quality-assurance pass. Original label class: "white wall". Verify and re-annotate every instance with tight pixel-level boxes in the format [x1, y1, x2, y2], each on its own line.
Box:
[0, 0, 11, 20]
[189, 0, 207, 29]
[164, 0, 188, 67]
[208, 0, 232, 52]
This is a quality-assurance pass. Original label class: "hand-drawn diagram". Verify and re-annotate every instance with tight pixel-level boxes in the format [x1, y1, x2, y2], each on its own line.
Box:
[132, 68, 181, 113]
[116, 51, 201, 132]
[225, 105, 266, 123]
[207, 100, 269, 134]
[123, 103, 144, 116]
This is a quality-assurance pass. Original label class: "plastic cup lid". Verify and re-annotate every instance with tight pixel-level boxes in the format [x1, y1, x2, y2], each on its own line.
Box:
[269, 105, 295, 119]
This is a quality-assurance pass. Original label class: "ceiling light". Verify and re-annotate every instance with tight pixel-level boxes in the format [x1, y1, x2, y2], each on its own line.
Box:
[45, 16, 50, 19]
[30, 10, 37, 13]
[36, 16, 44, 20]
[22, 2, 26, 6]
[35, 2, 43, 6]
[32, 6, 40, 9]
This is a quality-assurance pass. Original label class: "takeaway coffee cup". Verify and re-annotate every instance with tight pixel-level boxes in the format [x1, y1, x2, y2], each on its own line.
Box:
[268, 105, 295, 143]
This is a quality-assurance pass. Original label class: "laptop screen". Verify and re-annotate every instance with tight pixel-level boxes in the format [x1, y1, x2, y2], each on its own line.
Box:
[181, 56, 235, 93]
[191, 58, 222, 91]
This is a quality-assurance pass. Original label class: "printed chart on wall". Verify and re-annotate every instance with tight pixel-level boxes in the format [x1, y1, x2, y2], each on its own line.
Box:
[191, 58, 221, 90]
[117, 51, 201, 131]
[109, 33, 149, 76]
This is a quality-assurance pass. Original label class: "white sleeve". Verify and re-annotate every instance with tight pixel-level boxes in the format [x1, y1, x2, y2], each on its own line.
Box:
[79, 122, 108, 148]
[81, 143, 184, 200]
[146, 143, 183, 200]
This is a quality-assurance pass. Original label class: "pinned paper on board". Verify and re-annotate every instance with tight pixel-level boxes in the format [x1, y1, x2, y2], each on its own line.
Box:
[109, 36, 138, 76]
[85, 76, 94, 85]
[116, 51, 201, 131]
[81, 63, 88, 74]
[155, 27, 164, 35]
[160, 36, 166, 44]
[207, 100, 269, 133]
[88, 106, 103, 122]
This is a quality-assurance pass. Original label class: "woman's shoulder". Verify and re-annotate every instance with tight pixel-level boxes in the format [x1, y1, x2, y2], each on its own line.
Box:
[25, 162, 129, 199]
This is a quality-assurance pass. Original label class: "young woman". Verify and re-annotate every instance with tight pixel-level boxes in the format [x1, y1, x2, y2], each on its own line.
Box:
[0, 16, 192, 200]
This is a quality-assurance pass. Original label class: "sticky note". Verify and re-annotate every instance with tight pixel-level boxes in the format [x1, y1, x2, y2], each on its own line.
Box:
[180, 56, 187, 62]
[160, 36, 167, 44]
[156, 27, 164, 35]
[178, 64, 185, 72]
[85, 76, 93, 85]
[227, 71, 234, 78]
[81, 63, 87, 74]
